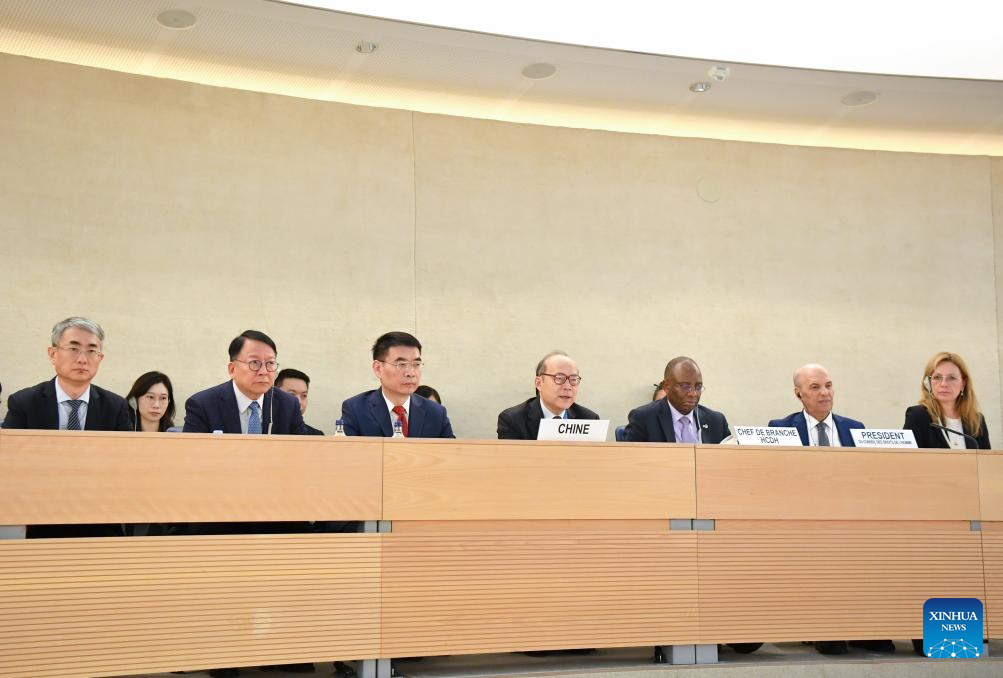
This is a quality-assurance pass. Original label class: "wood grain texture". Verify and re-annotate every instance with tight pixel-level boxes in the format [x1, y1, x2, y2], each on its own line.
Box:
[383, 438, 695, 520]
[979, 452, 1003, 521]
[695, 446, 980, 520]
[0, 535, 381, 678]
[0, 430, 382, 523]
[381, 531, 698, 655]
[983, 524, 1003, 638]
[697, 531, 985, 643]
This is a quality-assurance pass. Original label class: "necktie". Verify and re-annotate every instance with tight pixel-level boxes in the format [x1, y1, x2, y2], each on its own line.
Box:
[248, 401, 262, 434]
[679, 417, 697, 443]
[553, 415, 561, 419]
[816, 422, 830, 446]
[66, 400, 83, 430]
[392, 405, 409, 437]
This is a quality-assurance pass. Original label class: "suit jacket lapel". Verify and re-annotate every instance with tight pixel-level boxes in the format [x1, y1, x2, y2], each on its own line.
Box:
[793, 412, 809, 446]
[262, 389, 274, 434]
[368, 390, 393, 437]
[526, 398, 545, 440]
[221, 384, 242, 434]
[656, 399, 677, 442]
[833, 415, 853, 447]
[43, 379, 59, 430]
[84, 387, 102, 431]
[408, 397, 426, 438]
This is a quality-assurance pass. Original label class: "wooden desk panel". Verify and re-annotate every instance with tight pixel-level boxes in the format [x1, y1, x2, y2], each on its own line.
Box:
[383, 439, 695, 520]
[0, 535, 381, 678]
[979, 453, 1003, 521]
[0, 430, 382, 523]
[695, 446, 980, 520]
[381, 529, 698, 655]
[697, 530, 984, 643]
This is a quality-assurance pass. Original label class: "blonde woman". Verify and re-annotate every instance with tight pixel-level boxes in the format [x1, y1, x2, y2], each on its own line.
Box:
[904, 352, 990, 450]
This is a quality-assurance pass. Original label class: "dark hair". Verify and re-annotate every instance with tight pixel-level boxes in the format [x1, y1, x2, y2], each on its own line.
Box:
[228, 330, 277, 360]
[372, 331, 421, 361]
[275, 368, 310, 388]
[126, 371, 176, 431]
[414, 385, 441, 404]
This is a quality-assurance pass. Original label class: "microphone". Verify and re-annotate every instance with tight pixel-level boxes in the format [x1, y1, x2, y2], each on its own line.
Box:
[930, 423, 978, 448]
[266, 386, 274, 435]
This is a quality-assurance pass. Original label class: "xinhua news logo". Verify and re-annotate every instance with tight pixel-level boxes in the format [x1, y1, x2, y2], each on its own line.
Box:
[922, 598, 983, 658]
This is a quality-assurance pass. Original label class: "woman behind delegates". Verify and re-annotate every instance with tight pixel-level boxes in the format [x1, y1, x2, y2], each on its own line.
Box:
[904, 352, 990, 657]
[414, 384, 441, 404]
[904, 352, 990, 450]
[126, 371, 176, 432]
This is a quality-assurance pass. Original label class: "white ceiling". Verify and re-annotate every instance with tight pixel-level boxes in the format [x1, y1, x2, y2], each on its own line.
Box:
[1, 0, 1001, 155]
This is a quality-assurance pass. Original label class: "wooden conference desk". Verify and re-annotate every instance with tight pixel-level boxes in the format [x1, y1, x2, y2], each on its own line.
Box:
[0, 429, 1000, 677]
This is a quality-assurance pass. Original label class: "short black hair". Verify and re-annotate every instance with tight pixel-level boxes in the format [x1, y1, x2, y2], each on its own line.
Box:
[414, 384, 441, 403]
[275, 368, 310, 388]
[228, 330, 277, 360]
[372, 331, 422, 361]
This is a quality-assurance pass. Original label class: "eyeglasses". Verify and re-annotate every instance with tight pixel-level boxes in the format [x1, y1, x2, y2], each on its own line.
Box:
[55, 345, 103, 360]
[539, 373, 582, 386]
[671, 383, 705, 393]
[930, 375, 962, 384]
[233, 358, 279, 372]
[380, 360, 424, 371]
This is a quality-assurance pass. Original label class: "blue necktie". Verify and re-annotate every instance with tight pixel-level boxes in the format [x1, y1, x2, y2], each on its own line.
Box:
[248, 401, 262, 434]
[66, 400, 83, 430]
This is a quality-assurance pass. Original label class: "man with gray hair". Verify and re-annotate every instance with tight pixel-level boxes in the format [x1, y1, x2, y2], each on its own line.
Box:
[3, 317, 131, 538]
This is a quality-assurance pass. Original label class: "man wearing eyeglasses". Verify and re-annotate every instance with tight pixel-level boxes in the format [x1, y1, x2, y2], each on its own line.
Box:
[341, 330, 454, 438]
[183, 329, 307, 435]
[497, 351, 599, 440]
[3, 317, 131, 538]
[3, 316, 131, 432]
[623, 356, 731, 445]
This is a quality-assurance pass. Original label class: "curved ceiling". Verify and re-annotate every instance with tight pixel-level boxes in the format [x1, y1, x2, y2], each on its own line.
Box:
[307, 0, 1003, 81]
[1, 0, 1001, 155]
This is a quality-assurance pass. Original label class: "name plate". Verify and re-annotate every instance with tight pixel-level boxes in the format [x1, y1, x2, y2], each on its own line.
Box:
[537, 418, 610, 441]
[851, 428, 918, 448]
[733, 426, 801, 446]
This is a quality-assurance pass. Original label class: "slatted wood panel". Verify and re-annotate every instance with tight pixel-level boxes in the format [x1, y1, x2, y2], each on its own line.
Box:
[982, 522, 1003, 638]
[0, 535, 381, 678]
[381, 530, 698, 656]
[0, 430, 382, 523]
[979, 452, 1003, 520]
[383, 439, 695, 520]
[697, 531, 985, 643]
[696, 446, 980, 520]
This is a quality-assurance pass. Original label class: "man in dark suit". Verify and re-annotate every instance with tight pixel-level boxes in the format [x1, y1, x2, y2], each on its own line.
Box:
[768, 363, 888, 657]
[183, 330, 307, 435]
[342, 331, 454, 438]
[183, 329, 311, 678]
[768, 363, 864, 447]
[275, 368, 324, 435]
[497, 351, 599, 440]
[3, 317, 131, 538]
[624, 356, 730, 444]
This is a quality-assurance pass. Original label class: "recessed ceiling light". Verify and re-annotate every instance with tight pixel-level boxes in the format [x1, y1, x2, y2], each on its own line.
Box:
[841, 90, 879, 107]
[707, 65, 731, 82]
[689, 81, 711, 93]
[522, 63, 557, 80]
[355, 41, 378, 54]
[156, 9, 197, 30]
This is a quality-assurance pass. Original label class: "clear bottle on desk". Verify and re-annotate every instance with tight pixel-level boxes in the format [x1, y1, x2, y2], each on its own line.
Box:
[392, 419, 404, 438]
[334, 419, 345, 437]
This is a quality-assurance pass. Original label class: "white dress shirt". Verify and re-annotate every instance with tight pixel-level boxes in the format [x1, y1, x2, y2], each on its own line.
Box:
[232, 381, 265, 434]
[803, 410, 842, 447]
[54, 378, 91, 430]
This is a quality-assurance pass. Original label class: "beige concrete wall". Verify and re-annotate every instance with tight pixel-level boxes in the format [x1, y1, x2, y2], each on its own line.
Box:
[2, 53, 1000, 441]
